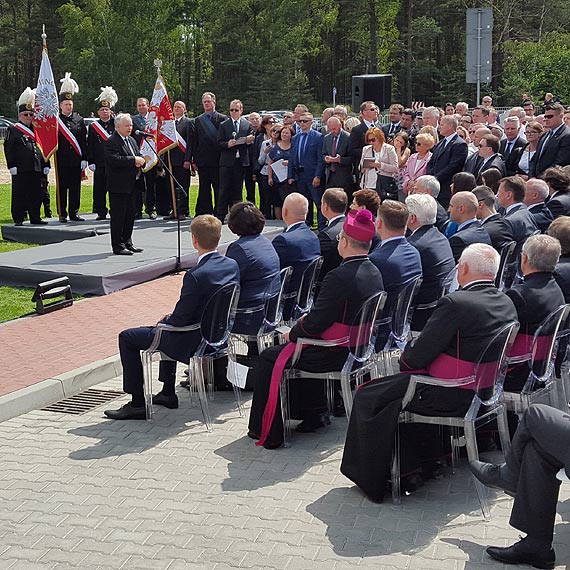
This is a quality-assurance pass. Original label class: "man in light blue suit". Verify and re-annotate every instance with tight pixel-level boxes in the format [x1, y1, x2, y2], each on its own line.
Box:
[288, 112, 325, 229]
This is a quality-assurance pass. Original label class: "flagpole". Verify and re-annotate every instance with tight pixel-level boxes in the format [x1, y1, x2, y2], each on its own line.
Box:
[167, 150, 178, 218]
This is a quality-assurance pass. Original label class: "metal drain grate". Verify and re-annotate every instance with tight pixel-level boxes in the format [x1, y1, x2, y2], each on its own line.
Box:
[43, 389, 125, 415]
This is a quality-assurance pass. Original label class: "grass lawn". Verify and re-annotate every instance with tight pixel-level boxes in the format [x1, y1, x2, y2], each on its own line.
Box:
[0, 285, 37, 322]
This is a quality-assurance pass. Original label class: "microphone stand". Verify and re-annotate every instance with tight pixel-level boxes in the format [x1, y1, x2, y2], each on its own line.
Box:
[140, 135, 187, 272]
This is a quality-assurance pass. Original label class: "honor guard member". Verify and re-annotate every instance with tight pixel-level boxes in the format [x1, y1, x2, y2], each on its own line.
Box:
[4, 87, 50, 226]
[87, 86, 117, 220]
[56, 73, 88, 222]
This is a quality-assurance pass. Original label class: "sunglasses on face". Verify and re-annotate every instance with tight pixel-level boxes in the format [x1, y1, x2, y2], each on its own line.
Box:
[367, 138, 376, 142]
[21, 113, 34, 117]
[230, 108, 240, 112]
[544, 114, 556, 119]
[299, 119, 312, 123]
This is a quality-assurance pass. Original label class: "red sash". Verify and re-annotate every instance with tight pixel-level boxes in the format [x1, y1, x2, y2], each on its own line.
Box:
[90, 121, 111, 141]
[257, 322, 359, 447]
[57, 116, 82, 156]
[14, 123, 36, 140]
[176, 131, 187, 152]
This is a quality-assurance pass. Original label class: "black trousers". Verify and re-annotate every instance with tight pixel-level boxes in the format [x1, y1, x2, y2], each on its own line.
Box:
[340, 373, 473, 502]
[217, 160, 246, 221]
[257, 174, 272, 218]
[507, 404, 568, 542]
[109, 191, 136, 252]
[57, 165, 81, 217]
[11, 171, 42, 223]
[93, 166, 108, 216]
[244, 165, 256, 203]
[135, 167, 156, 216]
[247, 344, 348, 448]
[196, 165, 219, 215]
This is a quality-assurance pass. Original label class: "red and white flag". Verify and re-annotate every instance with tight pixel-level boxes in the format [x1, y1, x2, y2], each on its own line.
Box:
[140, 75, 177, 172]
[33, 47, 59, 161]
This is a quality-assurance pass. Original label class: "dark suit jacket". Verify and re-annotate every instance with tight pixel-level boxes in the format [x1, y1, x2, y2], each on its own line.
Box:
[187, 111, 228, 168]
[381, 122, 402, 140]
[317, 215, 345, 283]
[218, 117, 254, 167]
[347, 121, 372, 172]
[226, 234, 280, 335]
[528, 202, 554, 232]
[288, 129, 325, 179]
[407, 225, 455, 305]
[463, 152, 483, 175]
[369, 236, 422, 311]
[476, 153, 506, 181]
[448, 220, 492, 262]
[529, 124, 570, 177]
[546, 191, 570, 219]
[426, 134, 468, 206]
[57, 112, 87, 166]
[481, 213, 514, 252]
[504, 203, 538, 244]
[87, 118, 115, 166]
[4, 124, 49, 173]
[104, 131, 142, 194]
[400, 282, 517, 370]
[322, 130, 352, 188]
[170, 116, 191, 167]
[554, 256, 570, 303]
[500, 137, 527, 176]
[159, 252, 240, 363]
[435, 202, 449, 233]
[271, 222, 321, 319]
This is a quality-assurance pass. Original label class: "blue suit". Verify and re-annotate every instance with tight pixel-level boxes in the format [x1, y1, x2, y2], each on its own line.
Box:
[272, 222, 320, 320]
[288, 129, 325, 228]
[119, 252, 240, 400]
[448, 219, 492, 262]
[226, 234, 280, 335]
[504, 203, 538, 244]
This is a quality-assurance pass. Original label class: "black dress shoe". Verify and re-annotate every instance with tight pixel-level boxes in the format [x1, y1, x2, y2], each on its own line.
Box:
[113, 248, 134, 256]
[104, 403, 146, 420]
[45, 212, 53, 218]
[180, 379, 190, 390]
[14, 221, 23, 227]
[152, 392, 179, 409]
[96, 215, 107, 221]
[469, 460, 517, 495]
[247, 430, 260, 440]
[30, 219, 48, 225]
[148, 212, 157, 219]
[333, 400, 346, 417]
[59, 217, 68, 223]
[70, 215, 85, 221]
[295, 413, 331, 433]
[487, 537, 555, 569]
[126, 244, 144, 253]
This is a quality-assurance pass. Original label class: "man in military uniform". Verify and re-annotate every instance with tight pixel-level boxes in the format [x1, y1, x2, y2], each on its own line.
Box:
[87, 86, 117, 220]
[4, 87, 50, 226]
[56, 73, 87, 222]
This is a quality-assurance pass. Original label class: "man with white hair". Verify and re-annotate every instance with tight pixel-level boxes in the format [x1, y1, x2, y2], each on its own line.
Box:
[455, 101, 468, 116]
[406, 194, 455, 329]
[412, 174, 448, 231]
[524, 178, 554, 232]
[500, 116, 527, 176]
[342, 242, 518, 502]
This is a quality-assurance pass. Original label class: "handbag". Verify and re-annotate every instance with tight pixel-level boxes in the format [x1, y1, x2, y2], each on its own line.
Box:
[376, 174, 398, 201]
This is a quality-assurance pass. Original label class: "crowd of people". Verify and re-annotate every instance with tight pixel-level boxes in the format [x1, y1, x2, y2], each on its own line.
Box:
[6, 84, 570, 566]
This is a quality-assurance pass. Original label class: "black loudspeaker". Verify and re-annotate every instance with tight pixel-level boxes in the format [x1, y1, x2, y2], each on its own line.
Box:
[352, 74, 392, 112]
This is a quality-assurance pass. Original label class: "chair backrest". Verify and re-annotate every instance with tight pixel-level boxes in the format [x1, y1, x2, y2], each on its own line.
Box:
[199, 282, 241, 351]
[530, 304, 570, 381]
[349, 291, 387, 362]
[292, 256, 323, 320]
[474, 321, 520, 405]
[388, 275, 422, 348]
[261, 266, 293, 333]
[495, 241, 517, 291]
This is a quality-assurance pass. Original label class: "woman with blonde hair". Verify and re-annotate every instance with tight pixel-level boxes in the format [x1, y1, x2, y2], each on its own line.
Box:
[359, 127, 398, 199]
[402, 132, 435, 195]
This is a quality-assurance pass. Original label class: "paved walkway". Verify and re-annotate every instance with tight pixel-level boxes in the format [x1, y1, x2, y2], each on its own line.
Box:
[1, 374, 570, 570]
[0, 273, 183, 397]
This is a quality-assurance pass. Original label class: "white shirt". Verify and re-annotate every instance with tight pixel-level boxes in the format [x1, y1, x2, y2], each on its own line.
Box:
[198, 251, 217, 263]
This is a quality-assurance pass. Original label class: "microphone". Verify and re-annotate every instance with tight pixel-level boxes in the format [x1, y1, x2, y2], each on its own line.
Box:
[135, 129, 154, 138]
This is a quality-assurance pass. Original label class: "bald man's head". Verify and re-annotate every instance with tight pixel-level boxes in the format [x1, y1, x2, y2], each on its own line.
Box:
[449, 191, 478, 224]
[282, 192, 309, 225]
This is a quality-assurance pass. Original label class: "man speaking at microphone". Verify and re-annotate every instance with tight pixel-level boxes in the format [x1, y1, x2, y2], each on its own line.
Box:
[105, 114, 146, 255]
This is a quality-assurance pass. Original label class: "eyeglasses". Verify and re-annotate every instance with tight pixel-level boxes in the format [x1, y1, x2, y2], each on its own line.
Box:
[271, 129, 280, 133]
[415, 142, 423, 146]
[21, 112, 34, 117]
[367, 138, 376, 142]
[478, 144, 486, 148]
[230, 108, 241, 112]
[299, 119, 312, 123]
[544, 114, 556, 119]
[336, 232, 345, 242]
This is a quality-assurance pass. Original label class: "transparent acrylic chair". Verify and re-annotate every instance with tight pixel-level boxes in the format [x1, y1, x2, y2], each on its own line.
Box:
[391, 321, 519, 520]
[495, 241, 517, 291]
[375, 275, 422, 376]
[282, 256, 323, 325]
[504, 304, 570, 414]
[142, 282, 241, 431]
[279, 291, 386, 446]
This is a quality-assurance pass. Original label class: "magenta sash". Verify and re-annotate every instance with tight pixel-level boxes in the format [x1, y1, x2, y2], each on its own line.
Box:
[256, 322, 363, 446]
[402, 353, 477, 390]
[508, 333, 533, 359]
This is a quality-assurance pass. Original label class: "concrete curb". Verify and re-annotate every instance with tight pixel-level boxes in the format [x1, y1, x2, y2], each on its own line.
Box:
[0, 354, 122, 423]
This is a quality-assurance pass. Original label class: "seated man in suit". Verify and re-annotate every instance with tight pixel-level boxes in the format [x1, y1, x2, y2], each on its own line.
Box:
[542, 166, 570, 219]
[317, 188, 347, 289]
[524, 178, 554, 232]
[406, 194, 455, 330]
[411, 175, 449, 232]
[104, 216, 240, 420]
[473, 185, 514, 251]
[448, 191, 492, 261]
[503, 234, 564, 392]
[248, 209, 384, 448]
[341, 243, 518, 502]
[497, 176, 539, 244]
[369, 200, 422, 310]
[471, 404, 570, 569]
[272, 192, 320, 320]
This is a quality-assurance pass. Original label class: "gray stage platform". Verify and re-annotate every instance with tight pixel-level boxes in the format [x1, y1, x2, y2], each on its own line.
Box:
[0, 221, 285, 296]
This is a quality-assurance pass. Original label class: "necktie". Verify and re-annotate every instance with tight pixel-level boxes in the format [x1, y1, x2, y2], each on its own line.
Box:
[389, 124, 395, 136]
[298, 133, 308, 163]
[233, 120, 239, 134]
[505, 141, 513, 158]
[330, 136, 337, 172]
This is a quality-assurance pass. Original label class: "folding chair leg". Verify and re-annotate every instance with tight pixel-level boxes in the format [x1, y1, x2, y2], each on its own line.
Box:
[142, 352, 154, 421]
[464, 421, 491, 521]
[280, 375, 291, 448]
[497, 406, 512, 457]
[391, 423, 402, 505]
[340, 373, 353, 419]
[233, 383, 243, 417]
[193, 357, 212, 432]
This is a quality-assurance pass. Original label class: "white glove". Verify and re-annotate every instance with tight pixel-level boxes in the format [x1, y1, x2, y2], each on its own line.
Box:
[43, 167, 50, 175]
[80, 160, 88, 170]
[9, 167, 17, 176]
[88, 164, 96, 172]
